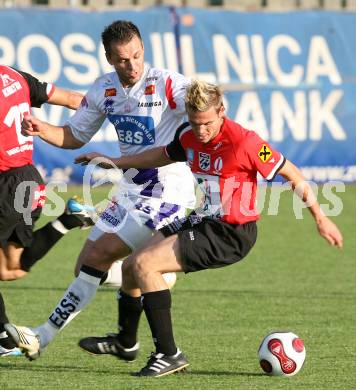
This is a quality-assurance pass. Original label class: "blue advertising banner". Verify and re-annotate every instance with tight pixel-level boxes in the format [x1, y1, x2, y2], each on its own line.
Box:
[1, 8, 355, 182]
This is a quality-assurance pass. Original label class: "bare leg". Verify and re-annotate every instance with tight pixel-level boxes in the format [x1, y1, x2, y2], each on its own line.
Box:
[0, 246, 26, 281]
[122, 232, 183, 294]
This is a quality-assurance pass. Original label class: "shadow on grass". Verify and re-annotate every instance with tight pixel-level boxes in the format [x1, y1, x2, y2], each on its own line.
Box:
[0, 361, 131, 375]
[2, 285, 354, 300]
[189, 370, 265, 377]
[0, 362, 265, 378]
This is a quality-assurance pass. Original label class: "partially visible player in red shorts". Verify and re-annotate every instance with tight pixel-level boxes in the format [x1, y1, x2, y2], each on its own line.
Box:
[0, 65, 89, 356]
[70, 79, 343, 377]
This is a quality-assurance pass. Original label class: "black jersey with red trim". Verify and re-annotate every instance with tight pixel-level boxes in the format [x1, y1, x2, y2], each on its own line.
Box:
[0, 65, 55, 172]
[165, 117, 286, 224]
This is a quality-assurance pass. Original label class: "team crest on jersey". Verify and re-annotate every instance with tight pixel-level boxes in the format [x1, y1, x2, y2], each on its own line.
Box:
[258, 144, 273, 163]
[105, 88, 116, 97]
[144, 85, 156, 95]
[199, 152, 211, 171]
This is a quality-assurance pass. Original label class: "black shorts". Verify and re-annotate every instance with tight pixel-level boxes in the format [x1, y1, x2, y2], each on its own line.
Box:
[160, 214, 257, 273]
[0, 165, 44, 248]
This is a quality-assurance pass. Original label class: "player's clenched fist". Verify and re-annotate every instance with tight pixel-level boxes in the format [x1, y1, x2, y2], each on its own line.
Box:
[21, 114, 44, 137]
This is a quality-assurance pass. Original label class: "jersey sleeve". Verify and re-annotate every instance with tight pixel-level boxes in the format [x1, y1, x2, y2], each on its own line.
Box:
[66, 81, 106, 144]
[18, 70, 55, 107]
[242, 131, 286, 181]
[165, 72, 190, 116]
[164, 122, 189, 162]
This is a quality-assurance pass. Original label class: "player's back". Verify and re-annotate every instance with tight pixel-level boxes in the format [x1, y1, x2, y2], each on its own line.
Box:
[0, 66, 32, 172]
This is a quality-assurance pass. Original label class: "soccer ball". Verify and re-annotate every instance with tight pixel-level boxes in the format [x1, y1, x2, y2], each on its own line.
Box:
[258, 331, 306, 376]
[162, 272, 177, 289]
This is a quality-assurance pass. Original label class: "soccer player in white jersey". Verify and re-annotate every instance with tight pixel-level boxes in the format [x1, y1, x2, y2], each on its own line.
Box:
[5, 20, 195, 361]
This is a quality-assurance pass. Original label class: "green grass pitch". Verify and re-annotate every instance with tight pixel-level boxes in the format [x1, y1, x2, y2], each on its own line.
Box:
[1, 185, 355, 389]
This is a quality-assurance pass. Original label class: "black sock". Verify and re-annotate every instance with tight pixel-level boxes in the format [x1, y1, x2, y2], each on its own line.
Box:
[0, 292, 9, 329]
[142, 289, 177, 356]
[20, 222, 64, 272]
[0, 293, 16, 349]
[58, 213, 84, 229]
[99, 272, 108, 285]
[117, 290, 143, 348]
[0, 334, 16, 349]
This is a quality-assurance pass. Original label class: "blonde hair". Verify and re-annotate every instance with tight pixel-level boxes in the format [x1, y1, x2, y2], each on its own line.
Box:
[185, 80, 223, 112]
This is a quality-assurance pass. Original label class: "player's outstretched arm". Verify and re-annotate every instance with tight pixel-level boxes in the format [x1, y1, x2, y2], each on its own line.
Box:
[75, 146, 173, 169]
[278, 159, 343, 248]
[47, 87, 84, 110]
[21, 115, 84, 149]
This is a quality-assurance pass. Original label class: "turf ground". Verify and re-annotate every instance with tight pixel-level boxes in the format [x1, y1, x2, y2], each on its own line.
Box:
[1, 185, 355, 389]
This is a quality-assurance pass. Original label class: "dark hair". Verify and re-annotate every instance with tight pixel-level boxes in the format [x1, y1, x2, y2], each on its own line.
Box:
[101, 20, 142, 54]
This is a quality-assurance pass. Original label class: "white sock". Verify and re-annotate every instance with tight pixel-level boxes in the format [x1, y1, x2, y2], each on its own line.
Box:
[51, 220, 69, 235]
[34, 270, 101, 348]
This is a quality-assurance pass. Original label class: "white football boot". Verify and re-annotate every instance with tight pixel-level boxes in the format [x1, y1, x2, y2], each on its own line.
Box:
[4, 324, 40, 361]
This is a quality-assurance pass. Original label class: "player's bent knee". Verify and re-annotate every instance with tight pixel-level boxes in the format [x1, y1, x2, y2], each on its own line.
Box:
[83, 245, 119, 271]
[122, 258, 142, 284]
[132, 253, 154, 278]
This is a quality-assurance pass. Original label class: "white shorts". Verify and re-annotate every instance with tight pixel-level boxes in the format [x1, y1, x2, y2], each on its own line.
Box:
[88, 193, 187, 250]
